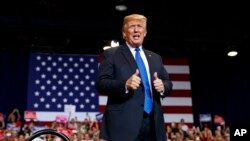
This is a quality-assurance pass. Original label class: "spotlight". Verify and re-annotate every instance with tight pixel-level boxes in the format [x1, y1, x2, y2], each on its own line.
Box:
[115, 0, 127, 11]
[227, 45, 238, 57]
[227, 51, 238, 57]
[115, 5, 127, 11]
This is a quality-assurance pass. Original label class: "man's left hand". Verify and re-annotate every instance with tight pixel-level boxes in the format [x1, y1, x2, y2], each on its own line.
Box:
[153, 72, 165, 93]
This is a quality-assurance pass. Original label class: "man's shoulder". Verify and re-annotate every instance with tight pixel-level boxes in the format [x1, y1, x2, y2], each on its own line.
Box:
[103, 44, 127, 56]
[104, 46, 118, 53]
[102, 46, 119, 57]
[144, 49, 161, 58]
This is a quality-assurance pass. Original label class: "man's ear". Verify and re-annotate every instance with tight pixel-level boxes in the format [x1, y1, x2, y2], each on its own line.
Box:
[122, 32, 126, 39]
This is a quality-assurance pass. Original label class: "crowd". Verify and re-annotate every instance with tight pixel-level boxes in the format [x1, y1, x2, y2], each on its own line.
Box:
[166, 119, 230, 141]
[0, 109, 230, 141]
[0, 108, 100, 141]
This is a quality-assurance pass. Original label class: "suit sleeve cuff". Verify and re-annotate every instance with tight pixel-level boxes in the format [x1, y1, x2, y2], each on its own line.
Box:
[125, 87, 129, 94]
[160, 89, 165, 96]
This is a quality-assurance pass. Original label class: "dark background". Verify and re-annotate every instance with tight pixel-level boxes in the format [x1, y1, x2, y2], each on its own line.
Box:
[1, 0, 250, 129]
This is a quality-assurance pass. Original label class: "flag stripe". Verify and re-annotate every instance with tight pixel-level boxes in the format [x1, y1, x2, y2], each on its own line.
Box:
[162, 106, 193, 113]
[169, 74, 190, 81]
[164, 65, 190, 74]
[161, 97, 192, 106]
[99, 106, 106, 113]
[168, 90, 192, 97]
[163, 58, 189, 65]
[172, 81, 191, 90]
[99, 96, 192, 106]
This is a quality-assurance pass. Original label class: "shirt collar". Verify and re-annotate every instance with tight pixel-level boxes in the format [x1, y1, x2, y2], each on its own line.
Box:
[125, 42, 142, 51]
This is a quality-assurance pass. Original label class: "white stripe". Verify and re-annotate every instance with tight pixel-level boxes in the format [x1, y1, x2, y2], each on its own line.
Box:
[172, 81, 191, 90]
[99, 96, 108, 105]
[100, 96, 192, 106]
[161, 97, 192, 106]
[164, 65, 190, 74]
[36, 112, 99, 121]
[164, 113, 194, 123]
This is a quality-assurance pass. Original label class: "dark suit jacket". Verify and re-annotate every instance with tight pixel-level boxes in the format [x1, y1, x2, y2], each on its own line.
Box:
[96, 44, 173, 141]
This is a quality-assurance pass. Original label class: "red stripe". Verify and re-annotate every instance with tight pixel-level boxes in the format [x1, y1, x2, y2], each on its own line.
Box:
[97, 54, 103, 62]
[162, 106, 193, 113]
[98, 93, 106, 96]
[169, 74, 190, 81]
[100, 106, 193, 114]
[168, 90, 192, 97]
[162, 58, 189, 65]
[99, 105, 106, 112]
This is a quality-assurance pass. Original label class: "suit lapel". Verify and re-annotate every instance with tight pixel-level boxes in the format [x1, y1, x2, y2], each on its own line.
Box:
[120, 45, 137, 73]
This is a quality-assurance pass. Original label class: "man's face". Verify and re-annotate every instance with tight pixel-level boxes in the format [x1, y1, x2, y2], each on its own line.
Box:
[123, 19, 147, 47]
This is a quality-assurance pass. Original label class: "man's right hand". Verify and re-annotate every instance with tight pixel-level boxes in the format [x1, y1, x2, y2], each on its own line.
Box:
[125, 69, 141, 90]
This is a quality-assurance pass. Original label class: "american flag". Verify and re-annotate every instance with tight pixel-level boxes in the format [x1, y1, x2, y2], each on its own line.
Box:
[27, 52, 100, 121]
[27, 53, 193, 126]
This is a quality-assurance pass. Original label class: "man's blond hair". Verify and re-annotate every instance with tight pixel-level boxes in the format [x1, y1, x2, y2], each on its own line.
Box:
[122, 14, 147, 31]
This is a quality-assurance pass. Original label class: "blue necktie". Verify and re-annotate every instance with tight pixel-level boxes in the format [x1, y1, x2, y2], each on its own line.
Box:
[135, 48, 152, 114]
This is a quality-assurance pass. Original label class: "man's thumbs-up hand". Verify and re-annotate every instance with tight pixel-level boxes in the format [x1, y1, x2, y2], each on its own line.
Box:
[126, 69, 141, 90]
[153, 72, 164, 93]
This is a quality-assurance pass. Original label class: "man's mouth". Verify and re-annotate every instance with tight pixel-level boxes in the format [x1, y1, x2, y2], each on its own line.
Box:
[133, 35, 140, 39]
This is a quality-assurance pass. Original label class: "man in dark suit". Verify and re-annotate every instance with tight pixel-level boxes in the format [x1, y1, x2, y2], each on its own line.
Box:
[96, 14, 173, 141]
